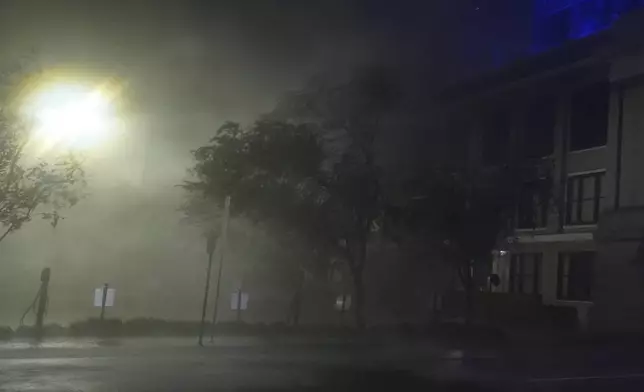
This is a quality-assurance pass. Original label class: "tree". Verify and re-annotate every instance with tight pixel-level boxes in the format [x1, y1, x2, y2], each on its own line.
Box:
[184, 120, 334, 324]
[272, 66, 399, 329]
[0, 89, 85, 245]
[389, 159, 554, 322]
[0, 147, 85, 243]
[186, 66, 402, 329]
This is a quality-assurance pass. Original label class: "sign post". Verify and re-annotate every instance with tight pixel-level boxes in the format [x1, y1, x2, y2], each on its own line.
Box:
[198, 234, 217, 347]
[94, 284, 115, 320]
[35, 268, 51, 340]
[100, 283, 108, 320]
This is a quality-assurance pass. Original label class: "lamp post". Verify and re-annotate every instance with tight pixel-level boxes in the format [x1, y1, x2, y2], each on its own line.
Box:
[197, 234, 216, 347]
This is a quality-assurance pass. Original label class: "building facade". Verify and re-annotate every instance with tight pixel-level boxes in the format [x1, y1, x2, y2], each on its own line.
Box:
[441, 12, 644, 331]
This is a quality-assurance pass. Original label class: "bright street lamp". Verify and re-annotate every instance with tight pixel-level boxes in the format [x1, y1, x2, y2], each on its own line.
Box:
[22, 82, 119, 152]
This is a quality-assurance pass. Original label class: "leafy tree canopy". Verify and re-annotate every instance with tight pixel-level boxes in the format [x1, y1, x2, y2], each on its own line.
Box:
[0, 60, 85, 245]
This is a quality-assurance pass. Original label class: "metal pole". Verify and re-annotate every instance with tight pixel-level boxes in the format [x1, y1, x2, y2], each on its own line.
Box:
[236, 230, 253, 323]
[236, 282, 243, 322]
[35, 268, 51, 340]
[210, 195, 231, 341]
[210, 255, 224, 341]
[198, 249, 215, 346]
[100, 283, 108, 321]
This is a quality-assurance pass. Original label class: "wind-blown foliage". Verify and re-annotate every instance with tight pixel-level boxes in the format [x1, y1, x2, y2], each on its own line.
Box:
[272, 66, 399, 329]
[387, 159, 554, 321]
[185, 66, 402, 328]
[0, 106, 85, 245]
[185, 120, 329, 243]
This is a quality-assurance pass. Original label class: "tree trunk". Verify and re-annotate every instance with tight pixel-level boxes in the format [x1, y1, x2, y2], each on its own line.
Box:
[349, 230, 368, 330]
[0, 225, 13, 244]
[464, 276, 473, 325]
[292, 290, 302, 327]
[344, 216, 370, 330]
[352, 270, 366, 330]
[287, 271, 305, 326]
[456, 262, 474, 325]
[463, 264, 473, 325]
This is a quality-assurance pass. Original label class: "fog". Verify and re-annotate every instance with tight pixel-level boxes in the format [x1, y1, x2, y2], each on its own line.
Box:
[0, 1, 374, 325]
[0, 1, 533, 326]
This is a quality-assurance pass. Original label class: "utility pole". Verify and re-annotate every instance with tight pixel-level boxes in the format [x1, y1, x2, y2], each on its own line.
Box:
[198, 234, 216, 347]
[34, 268, 51, 341]
[210, 195, 231, 341]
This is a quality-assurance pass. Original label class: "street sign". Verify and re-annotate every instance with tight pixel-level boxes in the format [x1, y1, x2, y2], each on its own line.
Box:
[230, 292, 248, 310]
[94, 288, 115, 307]
[106, 288, 115, 306]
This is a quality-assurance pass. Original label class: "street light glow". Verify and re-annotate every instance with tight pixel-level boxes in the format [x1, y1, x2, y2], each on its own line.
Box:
[25, 83, 117, 151]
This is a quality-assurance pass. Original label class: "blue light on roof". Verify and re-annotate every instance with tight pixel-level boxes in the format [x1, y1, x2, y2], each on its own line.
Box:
[533, 0, 644, 52]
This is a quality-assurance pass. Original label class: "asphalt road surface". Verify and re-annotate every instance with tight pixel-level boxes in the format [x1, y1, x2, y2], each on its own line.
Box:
[2, 337, 644, 391]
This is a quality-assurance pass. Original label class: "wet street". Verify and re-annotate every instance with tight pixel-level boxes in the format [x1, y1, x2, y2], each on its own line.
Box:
[0, 337, 464, 391]
[2, 338, 644, 390]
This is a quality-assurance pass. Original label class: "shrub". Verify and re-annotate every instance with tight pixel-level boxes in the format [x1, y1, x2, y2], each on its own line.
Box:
[13, 324, 67, 338]
[69, 318, 122, 337]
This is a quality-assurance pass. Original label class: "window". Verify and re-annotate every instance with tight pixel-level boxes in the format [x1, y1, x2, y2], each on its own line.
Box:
[517, 179, 551, 229]
[509, 253, 542, 295]
[569, 82, 609, 151]
[524, 99, 556, 158]
[481, 110, 510, 165]
[566, 171, 604, 225]
[558, 251, 594, 301]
